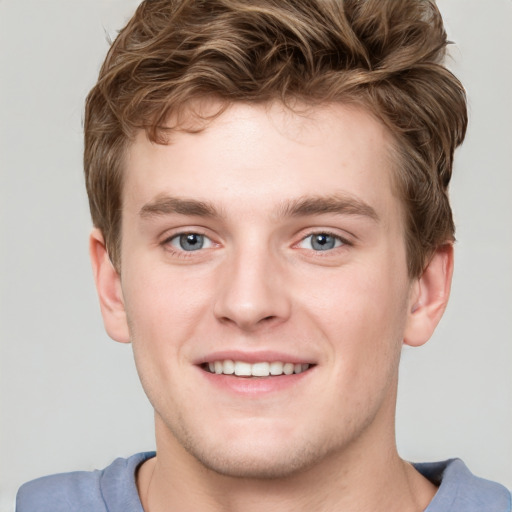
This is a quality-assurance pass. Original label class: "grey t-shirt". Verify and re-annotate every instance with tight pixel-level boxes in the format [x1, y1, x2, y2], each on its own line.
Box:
[16, 452, 511, 511]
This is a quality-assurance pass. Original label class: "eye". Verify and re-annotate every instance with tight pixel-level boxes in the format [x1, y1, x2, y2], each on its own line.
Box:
[299, 233, 344, 251]
[168, 233, 213, 251]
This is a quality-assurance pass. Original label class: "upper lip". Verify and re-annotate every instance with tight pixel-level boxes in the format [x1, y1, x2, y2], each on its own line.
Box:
[195, 350, 317, 365]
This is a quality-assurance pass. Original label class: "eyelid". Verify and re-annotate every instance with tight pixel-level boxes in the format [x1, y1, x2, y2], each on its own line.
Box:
[160, 227, 219, 255]
[159, 227, 352, 256]
[296, 230, 352, 249]
[168, 233, 213, 250]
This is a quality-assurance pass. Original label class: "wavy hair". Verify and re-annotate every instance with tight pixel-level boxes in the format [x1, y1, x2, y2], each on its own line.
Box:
[84, 0, 467, 276]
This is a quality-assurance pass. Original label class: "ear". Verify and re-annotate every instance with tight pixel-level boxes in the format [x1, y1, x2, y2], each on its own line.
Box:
[403, 244, 454, 347]
[89, 228, 130, 343]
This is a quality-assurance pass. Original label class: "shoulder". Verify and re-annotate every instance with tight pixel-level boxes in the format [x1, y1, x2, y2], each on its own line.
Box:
[414, 459, 511, 512]
[16, 470, 104, 512]
[16, 452, 155, 512]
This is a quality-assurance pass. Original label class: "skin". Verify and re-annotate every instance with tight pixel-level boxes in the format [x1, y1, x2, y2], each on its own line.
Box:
[90, 101, 453, 511]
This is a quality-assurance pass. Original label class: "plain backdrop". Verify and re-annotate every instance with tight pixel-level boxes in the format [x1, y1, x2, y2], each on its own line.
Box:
[1, 0, 511, 510]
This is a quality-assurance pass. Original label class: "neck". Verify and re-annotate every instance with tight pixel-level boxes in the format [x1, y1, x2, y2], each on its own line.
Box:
[138, 411, 436, 512]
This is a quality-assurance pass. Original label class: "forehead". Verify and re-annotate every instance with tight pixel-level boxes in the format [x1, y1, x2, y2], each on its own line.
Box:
[122, 101, 400, 222]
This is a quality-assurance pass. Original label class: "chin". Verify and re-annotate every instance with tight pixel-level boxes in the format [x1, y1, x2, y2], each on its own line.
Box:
[184, 439, 326, 479]
[167, 416, 338, 480]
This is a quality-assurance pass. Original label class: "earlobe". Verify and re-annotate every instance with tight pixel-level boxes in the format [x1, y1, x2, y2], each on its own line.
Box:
[403, 244, 454, 347]
[89, 229, 130, 344]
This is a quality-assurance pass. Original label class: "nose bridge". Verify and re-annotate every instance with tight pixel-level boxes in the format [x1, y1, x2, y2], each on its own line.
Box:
[213, 236, 291, 329]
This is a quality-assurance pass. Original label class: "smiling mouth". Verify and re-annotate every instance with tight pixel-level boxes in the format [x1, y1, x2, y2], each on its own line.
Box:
[202, 360, 313, 377]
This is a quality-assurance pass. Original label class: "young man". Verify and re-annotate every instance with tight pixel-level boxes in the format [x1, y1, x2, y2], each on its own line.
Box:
[16, 0, 511, 510]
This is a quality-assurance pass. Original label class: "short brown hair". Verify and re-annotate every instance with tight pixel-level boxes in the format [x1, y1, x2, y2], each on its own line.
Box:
[84, 0, 467, 277]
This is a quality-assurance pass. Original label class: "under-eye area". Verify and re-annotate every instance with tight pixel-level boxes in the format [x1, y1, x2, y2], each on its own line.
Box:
[201, 360, 315, 377]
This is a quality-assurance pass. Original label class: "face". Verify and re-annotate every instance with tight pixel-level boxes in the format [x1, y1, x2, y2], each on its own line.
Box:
[115, 102, 416, 478]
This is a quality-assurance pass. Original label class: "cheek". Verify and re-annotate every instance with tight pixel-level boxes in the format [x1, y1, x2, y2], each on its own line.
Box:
[121, 260, 213, 359]
[305, 262, 410, 368]
[124, 254, 211, 316]
[122, 266, 210, 408]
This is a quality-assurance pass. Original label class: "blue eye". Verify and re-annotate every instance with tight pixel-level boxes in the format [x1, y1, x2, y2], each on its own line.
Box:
[299, 233, 343, 251]
[169, 233, 212, 251]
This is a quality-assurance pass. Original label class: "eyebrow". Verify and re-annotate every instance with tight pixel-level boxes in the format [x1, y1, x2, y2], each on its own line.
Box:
[139, 193, 379, 222]
[277, 195, 379, 222]
[140, 196, 220, 219]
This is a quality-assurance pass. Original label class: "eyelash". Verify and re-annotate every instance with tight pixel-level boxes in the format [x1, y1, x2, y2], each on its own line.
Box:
[296, 231, 352, 253]
[161, 229, 351, 257]
[161, 231, 215, 259]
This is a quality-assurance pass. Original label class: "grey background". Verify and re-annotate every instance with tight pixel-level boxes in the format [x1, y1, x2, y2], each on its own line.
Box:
[1, 0, 511, 509]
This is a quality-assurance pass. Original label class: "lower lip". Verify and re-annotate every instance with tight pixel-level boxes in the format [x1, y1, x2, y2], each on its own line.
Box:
[198, 367, 313, 395]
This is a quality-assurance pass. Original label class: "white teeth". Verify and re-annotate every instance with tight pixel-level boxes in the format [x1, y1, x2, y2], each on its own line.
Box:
[234, 361, 252, 376]
[205, 360, 311, 377]
[269, 361, 283, 375]
[251, 362, 270, 377]
[223, 359, 235, 375]
[283, 363, 294, 375]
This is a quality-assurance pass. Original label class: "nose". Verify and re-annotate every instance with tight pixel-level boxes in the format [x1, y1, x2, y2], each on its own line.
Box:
[213, 245, 292, 331]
